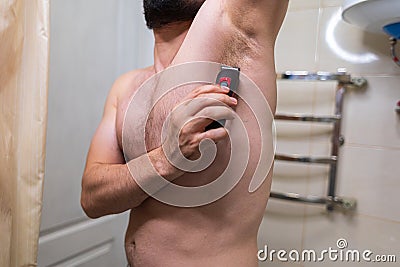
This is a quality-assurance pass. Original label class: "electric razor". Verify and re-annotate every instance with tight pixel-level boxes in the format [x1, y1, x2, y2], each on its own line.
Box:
[205, 65, 240, 131]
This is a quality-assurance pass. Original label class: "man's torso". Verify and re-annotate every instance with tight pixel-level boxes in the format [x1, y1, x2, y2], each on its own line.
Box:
[114, 0, 288, 265]
[115, 70, 270, 266]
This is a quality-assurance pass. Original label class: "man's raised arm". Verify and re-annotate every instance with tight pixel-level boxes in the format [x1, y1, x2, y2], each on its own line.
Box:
[172, 0, 288, 96]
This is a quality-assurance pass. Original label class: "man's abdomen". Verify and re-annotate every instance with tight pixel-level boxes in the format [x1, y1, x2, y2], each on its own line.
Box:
[124, 177, 270, 267]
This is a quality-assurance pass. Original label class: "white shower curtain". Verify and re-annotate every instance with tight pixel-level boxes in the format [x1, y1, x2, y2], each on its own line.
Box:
[0, 0, 49, 266]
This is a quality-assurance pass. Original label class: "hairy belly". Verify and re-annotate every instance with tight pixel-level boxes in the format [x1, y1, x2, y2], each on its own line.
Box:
[124, 157, 273, 266]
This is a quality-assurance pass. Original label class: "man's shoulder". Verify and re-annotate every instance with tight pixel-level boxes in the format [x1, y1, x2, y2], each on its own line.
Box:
[114, 66, 155, 92]
[110, 66, 155, 103]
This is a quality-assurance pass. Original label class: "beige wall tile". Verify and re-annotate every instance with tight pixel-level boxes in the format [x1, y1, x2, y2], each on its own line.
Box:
[277, 81, 316, 114]
[337, 145, 400, 222]
[321, 0, 343, 7]
[302, 210, 400, 266]
[273, 139, 312, 196]
[288, 0, 320, 11]
[276, 122, 313, 142]
[317, 7, 400, 75]
[309, 124, 334, 144]
[307, 142, 331, 198]
[258, 201, 306, 267]
[275, 80, 315, 151]
[276, 9, 320, 72]
[341, 76, 400, 149]
[310, 81, 337, 144]
[313, 82, 337, 116]
[272, 160, 310, 194]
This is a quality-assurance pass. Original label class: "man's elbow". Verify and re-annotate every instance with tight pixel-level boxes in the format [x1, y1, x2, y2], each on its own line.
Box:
[81, 172, 103, 218]
[80, 191, 103, 219]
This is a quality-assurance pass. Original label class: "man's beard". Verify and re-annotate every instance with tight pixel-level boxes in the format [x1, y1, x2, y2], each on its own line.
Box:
[143, 0, 205, 29]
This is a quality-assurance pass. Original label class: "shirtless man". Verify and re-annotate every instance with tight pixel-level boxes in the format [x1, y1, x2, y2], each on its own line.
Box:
[81, 0, 288, 266]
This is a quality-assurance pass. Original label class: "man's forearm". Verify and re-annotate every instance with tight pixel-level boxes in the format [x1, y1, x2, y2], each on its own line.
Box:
[81, 147, 183, 218]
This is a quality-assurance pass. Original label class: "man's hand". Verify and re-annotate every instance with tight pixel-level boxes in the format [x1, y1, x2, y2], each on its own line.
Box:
[163, 85, 237, 162]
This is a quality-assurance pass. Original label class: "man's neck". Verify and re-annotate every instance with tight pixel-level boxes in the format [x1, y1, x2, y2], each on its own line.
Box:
[153, 21, 192, 73]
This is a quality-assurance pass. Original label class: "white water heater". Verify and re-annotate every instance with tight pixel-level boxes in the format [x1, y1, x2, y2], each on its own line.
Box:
[342, 0, 400, 66]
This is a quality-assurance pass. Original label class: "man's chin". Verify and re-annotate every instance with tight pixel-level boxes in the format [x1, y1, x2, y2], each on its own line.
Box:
[143, 0, 205, 29]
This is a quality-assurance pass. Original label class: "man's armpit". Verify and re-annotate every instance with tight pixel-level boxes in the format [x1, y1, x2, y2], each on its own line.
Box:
[220, 28, 262, 68]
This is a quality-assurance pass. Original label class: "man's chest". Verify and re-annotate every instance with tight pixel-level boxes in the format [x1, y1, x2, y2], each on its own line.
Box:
[115, 84, 196, 160]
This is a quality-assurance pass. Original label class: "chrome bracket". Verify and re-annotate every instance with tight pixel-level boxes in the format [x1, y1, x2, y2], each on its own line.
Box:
[390, 37, 400, 67]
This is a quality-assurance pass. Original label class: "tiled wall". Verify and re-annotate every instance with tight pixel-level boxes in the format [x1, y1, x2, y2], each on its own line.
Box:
[257, 0, 400, 266]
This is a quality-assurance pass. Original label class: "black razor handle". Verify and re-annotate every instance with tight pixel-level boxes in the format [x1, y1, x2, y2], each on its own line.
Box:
[205, 66, 240, 131]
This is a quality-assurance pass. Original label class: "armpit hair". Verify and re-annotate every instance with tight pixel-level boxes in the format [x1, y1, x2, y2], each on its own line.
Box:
[219, 28, 262, 69]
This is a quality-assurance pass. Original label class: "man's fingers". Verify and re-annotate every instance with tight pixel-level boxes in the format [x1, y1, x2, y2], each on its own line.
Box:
[195, 106, 234, 128]
[188, 84, 230, 99]
[198, 127, 228, 143]
[184, 93, 237, 116]
[171, 84, 235, 156]
[182, 105, 235, 132]
[196, 93, 237, 105]
[169, 95, 235, 133]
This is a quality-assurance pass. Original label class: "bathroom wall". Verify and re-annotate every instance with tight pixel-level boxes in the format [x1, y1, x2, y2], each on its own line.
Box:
[258, 0, 400, 266]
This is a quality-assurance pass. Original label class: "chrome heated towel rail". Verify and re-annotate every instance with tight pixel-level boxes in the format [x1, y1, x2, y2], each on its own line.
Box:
[271, 70, 366, 211]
